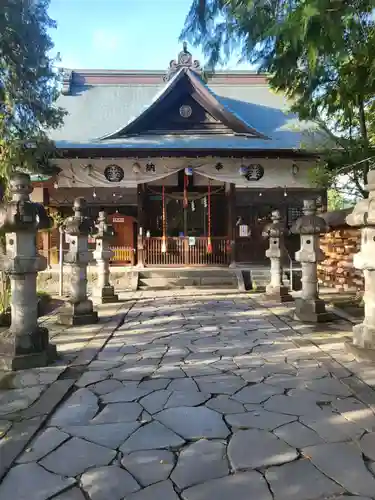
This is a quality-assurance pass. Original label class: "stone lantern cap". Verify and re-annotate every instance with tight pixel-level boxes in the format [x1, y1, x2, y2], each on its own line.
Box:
[62, 197, 96, 236]
[262, 210, 288, 238]
[93, 211, 116, 241]
[0, 172, 51, 233]
[291, 199, 329, 235]
[346, 171, 375, 227]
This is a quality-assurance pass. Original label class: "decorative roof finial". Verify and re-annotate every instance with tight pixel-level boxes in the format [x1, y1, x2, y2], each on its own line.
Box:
[164, 42, 202, 82]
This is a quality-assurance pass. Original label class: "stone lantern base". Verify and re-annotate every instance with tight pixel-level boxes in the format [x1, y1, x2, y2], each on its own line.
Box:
[265, 284, 293, 303]
[93, 285, 119, 304]
[59, 299, 98, 326]
[0, 327, 57, 371]
[294, 297, 332, 323]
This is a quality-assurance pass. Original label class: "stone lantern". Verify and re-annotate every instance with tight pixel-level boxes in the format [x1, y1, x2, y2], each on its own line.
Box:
[262, 210, 292, 302]
[346, 170, 375, 349]
[92, 211, 118, 303]
[291, 199, 331, 322]
[0, 172, 56, 370]
[59, 197, 98, 325]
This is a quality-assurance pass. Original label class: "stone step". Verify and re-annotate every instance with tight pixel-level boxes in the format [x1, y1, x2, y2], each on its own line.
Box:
[139, 276, 238, 289]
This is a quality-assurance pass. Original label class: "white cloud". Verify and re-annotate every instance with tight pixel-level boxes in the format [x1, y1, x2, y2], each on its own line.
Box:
[92, 29, 123, 52]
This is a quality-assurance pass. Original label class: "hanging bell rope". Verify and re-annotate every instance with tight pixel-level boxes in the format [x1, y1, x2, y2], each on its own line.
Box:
[207, 179, 213, 254]
[161, 185, 167, 253]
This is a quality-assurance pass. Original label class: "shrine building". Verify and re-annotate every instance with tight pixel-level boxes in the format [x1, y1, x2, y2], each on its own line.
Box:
[37, 44, 325, 268]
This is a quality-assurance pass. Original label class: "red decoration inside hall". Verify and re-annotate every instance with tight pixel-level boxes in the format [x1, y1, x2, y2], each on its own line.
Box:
[207, 179, 212, 254]
[183, 171, 189, 209]
[161, 185, 167, 253]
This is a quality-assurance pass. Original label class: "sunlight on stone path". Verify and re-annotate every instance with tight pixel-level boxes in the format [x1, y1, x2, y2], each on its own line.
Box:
[2, 292, 375, 500]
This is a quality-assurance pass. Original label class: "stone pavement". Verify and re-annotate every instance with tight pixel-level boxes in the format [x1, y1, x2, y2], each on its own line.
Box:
[2, 290, 375, 500]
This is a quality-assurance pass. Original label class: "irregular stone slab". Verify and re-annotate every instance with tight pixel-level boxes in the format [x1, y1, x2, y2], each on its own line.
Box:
[225, 410, 296, 431]
[205, 395, 245, 414]
[0, 462, 75, 500]
[40, 437, 116, 477]
[76, 371, 108, 388]
[300, 410, 364, 442]
[89, 379, 123, 395]
[52, 487, 86, 500]
[194, 374, 245, 395]
[181, 470, 272, 500]
[165, 391, 209, 408]
[228, 429, 298, 470]
[274, 421, 323, 448]
[265, 458, 343, 500]
[233, 355, 265, 368]
[153, 365, 186, 379]
[91, 402, 143, 424]
[185, 353, 220, 364]
[305, 377, 352, 397]
[234, 368, 265, 384]
[88, 360, 123, 370]
[171, 439, 229, 490]
[304, 442, 375, 497]
[101, 384, 152, 403]
[81, 465, 140, 500]
[264, 394, 327, 416]
[49, 388, 98, 426]
[0, 386, 45, 416]
[332, 397, 375, 432]
[125, 480, 179, 500]
[139, 390, 171, 414]
[111, 363, 157, 381]
[167, 378, 198, 392]
[17, 427, 69, 463]
[183, 365, 221, 377]
[359, 432, 375, 460]
[121, 450, 174, 487]
[155, 406, 230, 440]
[62, 422, 140, 448]
[138, 378, 171, 391]
[232, 383, 283, 404]
[120, 421, 185, 453]
[264, 374, 305, 390]
[0, 420, 11, 437]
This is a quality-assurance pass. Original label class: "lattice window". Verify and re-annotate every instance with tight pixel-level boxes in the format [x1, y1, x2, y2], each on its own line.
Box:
[287, 206, 303, 227]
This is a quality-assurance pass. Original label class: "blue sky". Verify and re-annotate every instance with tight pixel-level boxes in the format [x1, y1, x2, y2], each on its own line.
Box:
[49, 0, 253, 70]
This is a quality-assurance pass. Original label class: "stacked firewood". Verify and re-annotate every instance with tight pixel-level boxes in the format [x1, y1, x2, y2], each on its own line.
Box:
[318, 227, 364, 292]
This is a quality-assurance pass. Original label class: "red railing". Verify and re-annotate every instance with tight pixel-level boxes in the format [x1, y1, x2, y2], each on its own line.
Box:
[144, 237, 229, 266]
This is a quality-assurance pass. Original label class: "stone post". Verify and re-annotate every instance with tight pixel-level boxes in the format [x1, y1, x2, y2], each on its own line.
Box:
[346, 171, 375, 350]
[262, 210, 292, 302]
[93, 211, 118, 303]
[0, 172, 56, 370]
[59, 197, 98, 325]
[291, 199, 331, 322]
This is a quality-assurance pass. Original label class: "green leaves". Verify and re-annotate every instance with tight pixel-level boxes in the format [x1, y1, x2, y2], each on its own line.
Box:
[182, 0, 375, 197]
[0, 0, 65, 188]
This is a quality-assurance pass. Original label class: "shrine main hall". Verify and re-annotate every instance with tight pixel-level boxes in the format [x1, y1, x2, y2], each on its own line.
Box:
[37, 44, 325, 268]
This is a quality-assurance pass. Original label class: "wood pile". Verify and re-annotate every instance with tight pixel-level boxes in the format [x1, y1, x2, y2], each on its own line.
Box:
[317, 208, 363, 292]
[318, 228, 363, 292]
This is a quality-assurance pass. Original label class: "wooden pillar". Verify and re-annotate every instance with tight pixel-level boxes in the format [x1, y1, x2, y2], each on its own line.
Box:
[226, 182, 236, 267]
[137, 183, 146, 267]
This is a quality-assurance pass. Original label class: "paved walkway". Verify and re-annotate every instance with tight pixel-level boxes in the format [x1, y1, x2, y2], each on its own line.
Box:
[1, 291, 375, 500]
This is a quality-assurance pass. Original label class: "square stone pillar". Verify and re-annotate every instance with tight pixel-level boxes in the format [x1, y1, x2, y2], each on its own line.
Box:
[93, 211, 118, 303]
[346, 171, 375, 350]
[262, 210, 292, 302]
[291, 199, 332, 322]
[0, 173, 56, 370]
[59, 198, 98, 326]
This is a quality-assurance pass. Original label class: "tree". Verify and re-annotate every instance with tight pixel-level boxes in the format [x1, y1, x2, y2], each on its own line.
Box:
[181, 0, 375, 198]
[0, 0, 65, 196]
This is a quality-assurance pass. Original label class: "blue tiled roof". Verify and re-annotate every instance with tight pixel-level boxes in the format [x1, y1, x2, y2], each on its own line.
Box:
[50, 70, 318, 151]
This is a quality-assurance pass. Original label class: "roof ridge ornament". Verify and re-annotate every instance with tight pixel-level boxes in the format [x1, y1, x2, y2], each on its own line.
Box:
[164, 42, 202, 82]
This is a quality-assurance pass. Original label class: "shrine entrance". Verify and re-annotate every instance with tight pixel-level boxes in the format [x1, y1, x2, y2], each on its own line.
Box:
[142, 174, 230, 266]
